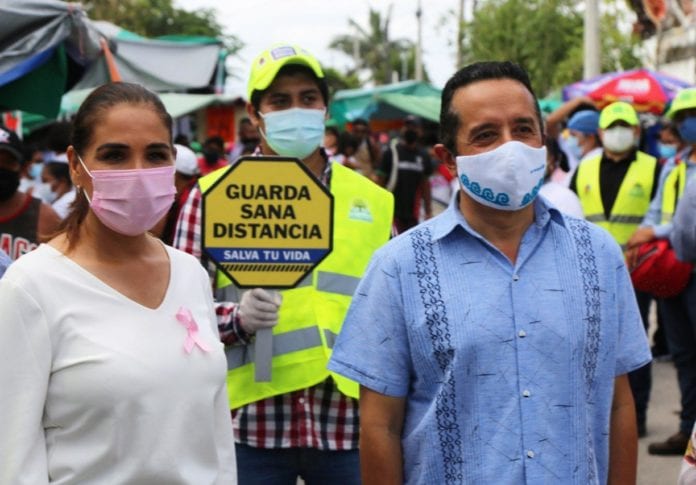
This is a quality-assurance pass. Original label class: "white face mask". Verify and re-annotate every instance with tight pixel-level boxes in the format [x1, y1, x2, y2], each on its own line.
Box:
[602, 126, 636, 153]
[455, 141, 547, 211]
[36, 182, 57, 204]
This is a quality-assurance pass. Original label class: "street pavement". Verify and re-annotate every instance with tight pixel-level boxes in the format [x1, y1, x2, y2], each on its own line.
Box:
[638, 358, 684, 484]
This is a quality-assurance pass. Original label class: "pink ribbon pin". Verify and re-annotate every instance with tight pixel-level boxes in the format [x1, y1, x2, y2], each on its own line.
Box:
[176, 307, 211, 354]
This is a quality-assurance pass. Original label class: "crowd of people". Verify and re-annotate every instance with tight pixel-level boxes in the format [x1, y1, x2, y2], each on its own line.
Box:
[2, 41, 696, 484]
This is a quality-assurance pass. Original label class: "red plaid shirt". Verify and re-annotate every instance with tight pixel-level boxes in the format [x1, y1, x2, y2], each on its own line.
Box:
[173, 158, 359, 450]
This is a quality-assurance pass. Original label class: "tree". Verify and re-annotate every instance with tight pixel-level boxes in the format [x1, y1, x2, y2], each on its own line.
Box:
[323, 67, 361, 97]
[455, 0, 641, 97]
[84, 0, 243, 54]
[329, 6, 428, 85]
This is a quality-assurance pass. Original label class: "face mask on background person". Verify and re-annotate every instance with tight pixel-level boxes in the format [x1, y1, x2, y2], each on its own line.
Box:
[602, 126, 636, 152]
[0, 168, 20, 201]
[657, 142, 678, 160]
[78, 155, 176, 236]
[678, 116, 696, 144]
[36, 182, 57, 204]
[259, 108, 325, 159]
[29, 163, 43, 180]
[565, 134, 583, 160]
[455, 140, 547, 211]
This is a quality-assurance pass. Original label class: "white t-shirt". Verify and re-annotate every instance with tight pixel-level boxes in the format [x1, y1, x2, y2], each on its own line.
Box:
[0, 244, 237, 484]
[539, 182, 584, 219]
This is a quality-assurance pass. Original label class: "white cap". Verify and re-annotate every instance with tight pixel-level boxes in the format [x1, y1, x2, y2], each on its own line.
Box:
[174, 144, 199, 176]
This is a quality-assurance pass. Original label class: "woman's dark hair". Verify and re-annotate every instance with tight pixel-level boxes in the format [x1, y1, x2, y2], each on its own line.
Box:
[337, 131, 359, 154]
[250, 64, 329, 113]
[58, 82, 173, 249]
[439, 61, 543, 153]
[45, 161, 72, 187]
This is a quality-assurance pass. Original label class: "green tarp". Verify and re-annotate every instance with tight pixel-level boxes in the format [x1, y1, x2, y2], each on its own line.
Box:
[60, 88, 235, 118]
[329, 81, 442, 127]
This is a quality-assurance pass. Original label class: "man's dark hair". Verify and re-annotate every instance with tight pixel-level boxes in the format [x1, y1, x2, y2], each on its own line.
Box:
[352, 118, 369, 127]
[250, 64, 329, 113]
[439, 61, 544, 153]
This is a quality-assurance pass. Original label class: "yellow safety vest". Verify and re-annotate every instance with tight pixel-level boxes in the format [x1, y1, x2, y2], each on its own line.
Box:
[577, 151, 656, 249]
[661, 161, 687, 224]
[199, 162, 394, 409]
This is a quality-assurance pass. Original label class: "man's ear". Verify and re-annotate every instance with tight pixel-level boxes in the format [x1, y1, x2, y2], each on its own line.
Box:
[433, 144, 457, 178]
[246, 102, 260, 128]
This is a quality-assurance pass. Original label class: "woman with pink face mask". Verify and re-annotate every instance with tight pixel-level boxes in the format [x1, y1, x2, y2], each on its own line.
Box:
[0, 83, 237, 484]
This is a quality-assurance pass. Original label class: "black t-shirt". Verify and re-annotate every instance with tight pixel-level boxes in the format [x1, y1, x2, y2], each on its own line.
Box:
[569, 149, 662, 219]
[378, 143, 433, 221]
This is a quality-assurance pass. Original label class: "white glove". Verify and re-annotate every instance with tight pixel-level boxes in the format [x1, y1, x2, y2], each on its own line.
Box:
[239, 288, 282, 334]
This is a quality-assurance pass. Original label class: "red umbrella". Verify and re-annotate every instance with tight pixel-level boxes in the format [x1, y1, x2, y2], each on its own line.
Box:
[586, 68, 691, 114]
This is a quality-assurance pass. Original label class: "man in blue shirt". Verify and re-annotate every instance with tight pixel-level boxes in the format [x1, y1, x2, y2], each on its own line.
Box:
[328, 61, 651, 484]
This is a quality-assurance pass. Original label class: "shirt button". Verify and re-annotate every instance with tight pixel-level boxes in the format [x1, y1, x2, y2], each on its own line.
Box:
[512, 274, 520, 281]
[298, 397, 305, 404]
[518, 330, 527, 338]
[522, 389, 531, 397]
[527, 450, 535, 458]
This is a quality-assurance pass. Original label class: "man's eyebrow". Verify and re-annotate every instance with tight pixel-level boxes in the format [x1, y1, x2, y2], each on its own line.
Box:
[514, 116, 537, 125]
[96, 143, 128, 152]
[468, 122, 498, 137]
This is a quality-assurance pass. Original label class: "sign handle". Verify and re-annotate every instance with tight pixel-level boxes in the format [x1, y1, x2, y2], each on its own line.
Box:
[254, 328, 273, 382]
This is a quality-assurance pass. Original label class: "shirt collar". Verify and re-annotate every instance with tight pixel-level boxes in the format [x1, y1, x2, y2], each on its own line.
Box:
[431, 191, 565, 242]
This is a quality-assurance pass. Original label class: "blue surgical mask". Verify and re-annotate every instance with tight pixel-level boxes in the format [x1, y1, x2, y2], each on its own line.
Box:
[565, 135, 583, 160]
[29, 163, 43, 180]
[678, 117, 696, 143]
[259, 108, 325, 159]
[657, 142, 678, 160]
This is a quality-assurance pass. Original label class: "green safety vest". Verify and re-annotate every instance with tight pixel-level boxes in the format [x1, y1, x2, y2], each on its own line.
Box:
[576, 151, 656, 250]
[661, 161, 687, 224]
[198, 162, 394, 409]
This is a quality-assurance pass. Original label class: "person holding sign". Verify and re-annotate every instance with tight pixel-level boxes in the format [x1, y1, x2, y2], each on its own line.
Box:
[0, 83, 237, 484]
[174, 44, 394, 483]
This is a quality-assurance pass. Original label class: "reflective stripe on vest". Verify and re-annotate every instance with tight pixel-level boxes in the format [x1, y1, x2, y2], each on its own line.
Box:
[317, 271, 361, 296]
[226, 326, 323, 370]
[576, 151, 656, 247]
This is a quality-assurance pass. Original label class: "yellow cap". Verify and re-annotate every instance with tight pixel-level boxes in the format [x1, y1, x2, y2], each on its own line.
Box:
[247, 44, 324, 100]
[598, 101, 639, 129]
[665, 88, 696, 119]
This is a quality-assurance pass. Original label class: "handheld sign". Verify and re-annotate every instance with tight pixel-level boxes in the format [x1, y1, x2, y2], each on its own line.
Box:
[202, 156, 334, 382]
[202, 156, 334, 289]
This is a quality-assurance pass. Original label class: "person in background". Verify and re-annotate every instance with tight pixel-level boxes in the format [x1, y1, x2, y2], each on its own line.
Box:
[0, 125, 61, 261]
[328, 61, 648, 484]
[571, 101, 660, 438]
[0, 82, 237, 483]
[657, 122, 686, 164]
[351, 118, 382, 172]
[39, 160, 76, 220]
[375, 116, 433, 234]
[545, 96, 598, 180]
[228, 118, 260, 162]
[323, 125, 339, 157]
[198, 135, 229, 175]
[332, 131, 362, 173]
[18, 143, 43, 194]
[539, 137, 584, 218]
[174, 43, 393, 484]
[563, 109, 602, 178]
[628, 87, 696, 456]
[154, 143, 201, 245]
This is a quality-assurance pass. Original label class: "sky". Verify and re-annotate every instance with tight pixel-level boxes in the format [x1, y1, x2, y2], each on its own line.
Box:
[175, 0, 469, 97]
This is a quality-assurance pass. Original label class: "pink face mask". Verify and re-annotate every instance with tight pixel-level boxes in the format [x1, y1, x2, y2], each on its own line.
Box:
[78, 155, 176, 236]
